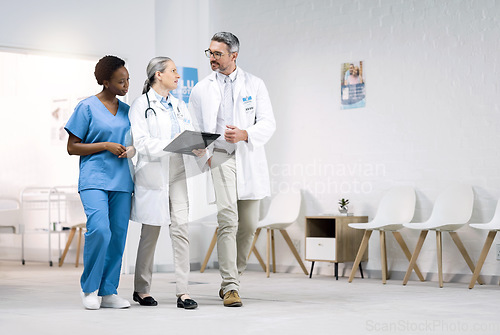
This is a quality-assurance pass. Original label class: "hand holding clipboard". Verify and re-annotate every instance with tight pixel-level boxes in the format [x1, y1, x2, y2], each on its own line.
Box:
[163, 130, 220, 156]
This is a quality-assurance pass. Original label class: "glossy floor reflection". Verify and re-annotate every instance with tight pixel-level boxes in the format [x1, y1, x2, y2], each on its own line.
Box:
[0, 260, 499, 335]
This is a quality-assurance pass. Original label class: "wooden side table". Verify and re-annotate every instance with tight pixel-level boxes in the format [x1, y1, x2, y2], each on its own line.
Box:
[305, 216, 368, 280]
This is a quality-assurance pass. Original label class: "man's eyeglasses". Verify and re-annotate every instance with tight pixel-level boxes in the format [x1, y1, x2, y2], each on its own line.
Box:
[204, 49, 231, 60]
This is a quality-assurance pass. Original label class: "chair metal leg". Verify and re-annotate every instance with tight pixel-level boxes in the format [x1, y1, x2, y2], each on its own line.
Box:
[22, 227, 25, 265]
[348, 230, 372, 283]
[200, 227, 218, 273]
[58, 227, 76, 267]
[335, 263, 339, 280]
[403, 230, 428, 285]
[309, 261, 315, 278]
[380, 231, 388, 284]
[359, 263, 364, 278]
[436, 231, 443, 288]
[392, 231, 425, 281]
[279, 229, 309, 275]
[469, 231, 496, 289]
[449, 231, 484, 285]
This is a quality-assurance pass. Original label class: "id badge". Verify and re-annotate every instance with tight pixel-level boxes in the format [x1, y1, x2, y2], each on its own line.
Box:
[242, 96, 255, 113]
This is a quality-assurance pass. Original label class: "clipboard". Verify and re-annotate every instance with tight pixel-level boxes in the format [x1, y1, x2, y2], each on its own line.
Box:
[163, 130, 220, 156]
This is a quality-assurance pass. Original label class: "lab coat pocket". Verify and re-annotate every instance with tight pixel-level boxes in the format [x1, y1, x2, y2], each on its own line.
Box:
[242, 96, 256, 126]
[242, 96, 255, 114]
[134, 161, 163, 189]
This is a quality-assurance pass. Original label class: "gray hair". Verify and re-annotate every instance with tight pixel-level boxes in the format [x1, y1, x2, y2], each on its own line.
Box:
[142, 56, 172, 94]
[211, 32, 240, 53]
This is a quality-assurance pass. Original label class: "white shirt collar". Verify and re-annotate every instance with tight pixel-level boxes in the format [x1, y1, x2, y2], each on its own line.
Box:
[151, 88, 171, 104]
[216, 67, 238, 84]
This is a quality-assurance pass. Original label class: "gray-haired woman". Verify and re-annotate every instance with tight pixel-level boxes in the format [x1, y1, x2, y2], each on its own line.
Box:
[128, 57, 208, 309]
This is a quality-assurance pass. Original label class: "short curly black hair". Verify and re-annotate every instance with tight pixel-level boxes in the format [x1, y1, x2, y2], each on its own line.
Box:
[94, 55, 126, 85]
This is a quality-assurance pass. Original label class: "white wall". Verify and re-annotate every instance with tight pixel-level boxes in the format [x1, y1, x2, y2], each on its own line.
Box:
[155, 0, 212, 78]
[0, 0, 157, 262]
[207, 0, 500, 280]
[0, 0, 156, 193]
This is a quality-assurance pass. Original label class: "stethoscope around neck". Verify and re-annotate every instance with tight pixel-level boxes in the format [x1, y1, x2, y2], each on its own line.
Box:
[144, 91, 183, 119]
[145, 92, 156, 118]
[144, 91, 186, 140]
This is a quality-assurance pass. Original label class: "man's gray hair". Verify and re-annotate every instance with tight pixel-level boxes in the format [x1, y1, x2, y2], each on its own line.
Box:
[211, 32, 240, 53]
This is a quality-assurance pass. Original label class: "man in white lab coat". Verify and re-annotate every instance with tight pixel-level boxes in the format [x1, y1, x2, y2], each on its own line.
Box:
[189, 32, 276, 307]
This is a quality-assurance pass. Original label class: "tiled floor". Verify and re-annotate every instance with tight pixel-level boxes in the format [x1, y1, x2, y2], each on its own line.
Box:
[0, 260, 499, 335]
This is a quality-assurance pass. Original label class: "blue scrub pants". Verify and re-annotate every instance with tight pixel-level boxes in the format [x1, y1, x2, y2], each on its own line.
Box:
[79, 189, 132, 295]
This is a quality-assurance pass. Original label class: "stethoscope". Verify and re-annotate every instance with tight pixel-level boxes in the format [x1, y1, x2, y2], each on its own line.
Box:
[144, 92, 184, 119]
[145, 92, 156, 118]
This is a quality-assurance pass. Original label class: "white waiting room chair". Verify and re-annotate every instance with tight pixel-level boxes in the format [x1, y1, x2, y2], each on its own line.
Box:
[468, 199, 500, 289]
[248, 192, 309, 277]
[402, 184, 483, 288]
[0, 198, 21, 234]
[348, 186, 425, 284]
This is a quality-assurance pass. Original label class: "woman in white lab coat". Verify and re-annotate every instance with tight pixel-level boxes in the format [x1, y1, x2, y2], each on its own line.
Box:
[129, 57, 206, 309]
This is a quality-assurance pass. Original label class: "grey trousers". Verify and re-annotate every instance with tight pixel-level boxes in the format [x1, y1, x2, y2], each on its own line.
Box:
[134, 154, 190, 297]
[211, 150, 260, 294]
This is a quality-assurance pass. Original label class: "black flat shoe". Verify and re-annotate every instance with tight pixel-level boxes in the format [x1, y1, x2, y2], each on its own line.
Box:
[133, 292, 158, 306]
[177, 296, 198, 309]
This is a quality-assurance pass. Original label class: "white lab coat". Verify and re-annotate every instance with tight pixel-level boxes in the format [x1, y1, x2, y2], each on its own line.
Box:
[189, 68, 276, 200]
[129, 89, 210, 226]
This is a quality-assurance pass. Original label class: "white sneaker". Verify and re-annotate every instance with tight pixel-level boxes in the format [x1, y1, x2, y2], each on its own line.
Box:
[81, 290, 100, 310]
[101, 294, 130, 309]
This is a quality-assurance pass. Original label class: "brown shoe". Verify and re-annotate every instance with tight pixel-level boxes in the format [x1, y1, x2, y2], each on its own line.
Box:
[223, 290, 242, 307]
[219, 289, 224, 300]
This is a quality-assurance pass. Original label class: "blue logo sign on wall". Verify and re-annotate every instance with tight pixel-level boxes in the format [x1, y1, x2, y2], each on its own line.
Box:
[171, 67, 198, 103]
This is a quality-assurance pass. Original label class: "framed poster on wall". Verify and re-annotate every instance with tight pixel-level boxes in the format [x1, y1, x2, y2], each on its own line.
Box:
[341, 61, 366, 110]
[171, 67, 198, 103]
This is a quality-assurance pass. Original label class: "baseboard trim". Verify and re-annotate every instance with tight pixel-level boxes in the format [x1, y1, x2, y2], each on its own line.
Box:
[125, 262, 500, 286]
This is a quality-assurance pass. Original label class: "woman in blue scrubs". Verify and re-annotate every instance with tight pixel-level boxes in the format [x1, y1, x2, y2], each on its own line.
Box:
[65, 55, 134, 310]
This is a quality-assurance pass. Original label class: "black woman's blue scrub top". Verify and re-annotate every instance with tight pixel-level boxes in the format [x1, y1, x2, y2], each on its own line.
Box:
[64, 96, 134, 193]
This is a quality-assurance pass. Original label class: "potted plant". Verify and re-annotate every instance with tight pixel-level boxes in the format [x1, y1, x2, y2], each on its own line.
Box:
[338, 198, 349, 215]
